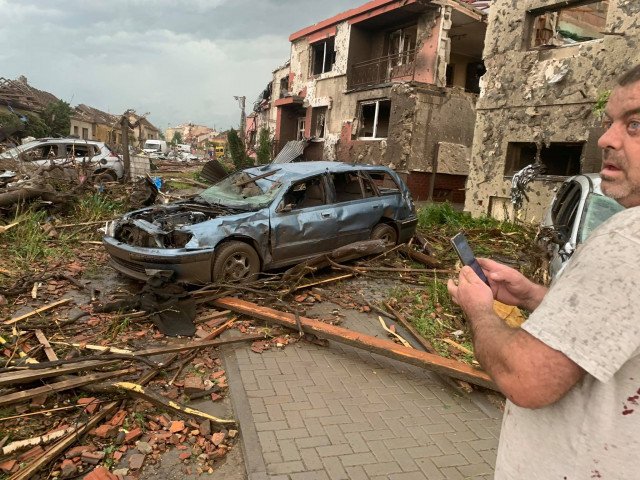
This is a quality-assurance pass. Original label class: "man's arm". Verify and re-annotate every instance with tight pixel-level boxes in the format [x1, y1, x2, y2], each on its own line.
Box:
[448, 266, 584, 409]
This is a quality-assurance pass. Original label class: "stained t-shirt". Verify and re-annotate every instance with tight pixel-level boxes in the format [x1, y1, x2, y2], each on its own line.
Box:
[495, 206, 640, 480]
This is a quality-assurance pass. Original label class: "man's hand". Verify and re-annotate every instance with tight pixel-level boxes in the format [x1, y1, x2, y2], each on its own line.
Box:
[477, 258, 547, 311]
[447, 265, 495, 319]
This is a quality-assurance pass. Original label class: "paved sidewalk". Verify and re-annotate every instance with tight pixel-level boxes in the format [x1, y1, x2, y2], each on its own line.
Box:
[222, 302, 502, 480]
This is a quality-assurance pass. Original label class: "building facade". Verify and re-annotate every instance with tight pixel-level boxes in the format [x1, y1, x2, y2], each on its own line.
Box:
[465, 0, 640, 221]
[270, 0, 488, 202]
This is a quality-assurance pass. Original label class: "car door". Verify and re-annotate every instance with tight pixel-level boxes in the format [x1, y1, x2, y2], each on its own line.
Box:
[329, 170, 381, 247]
[23, 142, 61, 167]
[269, 174, 338, 265]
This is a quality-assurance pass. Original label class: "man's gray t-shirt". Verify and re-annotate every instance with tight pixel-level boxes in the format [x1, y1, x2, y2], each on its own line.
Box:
[495, 207, 640, 479]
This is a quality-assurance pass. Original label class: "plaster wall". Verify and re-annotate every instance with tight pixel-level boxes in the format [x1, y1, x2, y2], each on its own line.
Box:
[466, 0, 640, 222]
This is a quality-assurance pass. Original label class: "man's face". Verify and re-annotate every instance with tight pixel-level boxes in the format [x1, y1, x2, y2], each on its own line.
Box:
[598, 81, 640, 207]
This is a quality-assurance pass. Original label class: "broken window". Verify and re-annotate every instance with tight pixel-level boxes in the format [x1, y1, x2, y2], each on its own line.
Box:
[505, 142, 583, 177]
[66, 144, 96, 159]
[311, 37, 336, 76]
[280, 176, 326, 210]
[528, 1, 609, 49]
[279, 76, 290, 98]
[368, 171, 401, 195]
[311, 107, 327, 139]
[296, 117, 306, 141]
[357, 99, 391, 139]
[24, 144, 59, 161]
[82, 127, 89, 139]
[387, 26, 417, 68]
[73, 126, 79, 136]
[332, 172, 364, 202]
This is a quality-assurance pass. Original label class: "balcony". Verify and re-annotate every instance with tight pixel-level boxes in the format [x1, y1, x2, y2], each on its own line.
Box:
[347, 49, 416, 90]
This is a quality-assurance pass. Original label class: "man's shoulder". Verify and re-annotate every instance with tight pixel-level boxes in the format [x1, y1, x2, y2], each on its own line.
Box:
[591, 205, 640, 240]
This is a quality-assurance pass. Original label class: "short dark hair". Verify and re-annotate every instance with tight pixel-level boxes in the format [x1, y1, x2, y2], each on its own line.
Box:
[618, 64, 640, 86]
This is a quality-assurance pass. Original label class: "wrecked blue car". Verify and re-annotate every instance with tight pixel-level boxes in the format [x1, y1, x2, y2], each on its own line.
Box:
[103, 161, 418, 284]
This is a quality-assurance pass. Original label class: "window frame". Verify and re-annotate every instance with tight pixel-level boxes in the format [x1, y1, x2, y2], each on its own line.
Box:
[310, 37, 336, 76]
[356, 99, 391, 140]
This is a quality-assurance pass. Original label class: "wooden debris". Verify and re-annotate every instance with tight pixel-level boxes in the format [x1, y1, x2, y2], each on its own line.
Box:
[214, 297, 497, 390]
[287, 273, 355, 292]
[112, 382, 236, 425]
[0, 335, 38, 365]
[7, 401, 120, 480]
[34, 330, 58, 361]
[398, 244, 442, 268]
[4, 298, 72, 325]
[442, 338, 475, 357]
[0, 360, 120, 387]
[384, 301, 438, 354]
[378, 316, 412, 348]
[1, 427, 76, 456]
[0, 221, 20, 234]
[49, 341, 133, 355]
[0, 368, 134, 407]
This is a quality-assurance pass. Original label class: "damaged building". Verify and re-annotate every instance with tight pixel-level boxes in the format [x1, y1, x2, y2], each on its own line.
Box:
[465, 0, 640, 221]
[258, 0, 488, 202]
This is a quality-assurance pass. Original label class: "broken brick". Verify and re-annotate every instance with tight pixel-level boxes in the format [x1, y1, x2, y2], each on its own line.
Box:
[77, 397, 99, 413]
[109, 410, 127, 426]
[199, 420, 211, 437]
[81, 451, 105, 465]
[179, 452, 191, 460]
[211, 432, 225, 446]
[128, 453, 145, 470]
[156, 414, 171, 428]
[60, 459, 77, 478]
[210, 393, 222, 402]
[169, 420, 185, 433]
[124, 427, 143, 443]
[183, 375, 205, 395]
[66, 445, 96, 458]
[84, 466, 118, 480]
[93, 424, 118, 438]
[0, 460, 18, 474]
[211, 370, 225, 380]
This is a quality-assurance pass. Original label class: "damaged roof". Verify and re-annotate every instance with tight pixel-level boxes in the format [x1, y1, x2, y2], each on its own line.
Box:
[0, 76, 59, 113]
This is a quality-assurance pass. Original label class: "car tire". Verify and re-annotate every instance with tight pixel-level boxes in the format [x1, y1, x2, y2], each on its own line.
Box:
[371, 223, 397, 245]
[213, 241, 260, 282]
[92, 170, 117, 183]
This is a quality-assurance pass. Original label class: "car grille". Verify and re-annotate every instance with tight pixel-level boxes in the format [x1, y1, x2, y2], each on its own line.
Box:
[111, 256, 146, 274]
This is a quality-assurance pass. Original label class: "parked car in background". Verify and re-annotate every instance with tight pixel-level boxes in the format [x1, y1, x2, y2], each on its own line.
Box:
[539, 173, 624, 279]
[103, 161, 418, 284]
[0, 138, 124, 180]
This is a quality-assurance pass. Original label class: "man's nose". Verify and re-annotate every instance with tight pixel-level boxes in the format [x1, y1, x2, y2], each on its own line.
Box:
[598, 122, 623, 150]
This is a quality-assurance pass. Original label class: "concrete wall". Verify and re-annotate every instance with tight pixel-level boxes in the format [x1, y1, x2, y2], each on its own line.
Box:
[465, 0, 640, 222]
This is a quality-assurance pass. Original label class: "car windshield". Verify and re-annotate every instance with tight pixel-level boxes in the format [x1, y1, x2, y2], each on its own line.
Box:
[0, 141, 41, 159]
[144, 143, 160, 151]
[196, 171, 283, 209]
[578, 193, 625, 243]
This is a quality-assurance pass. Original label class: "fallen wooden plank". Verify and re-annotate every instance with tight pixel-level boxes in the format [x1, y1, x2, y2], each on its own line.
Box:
[34, 330, 58, 361]
[0, 360, 119, 387]
[378, 316, 412, 348]
[200, 318, 236, 341]
[4, 299, 72, 325]
[8, 401, 119, 480]
[398, 244, 442, 269]
[49, 341, 133, 355]
[112, 382, 236, 425]
[288, 273, 354, 292]
[194, 309, 231, 324]
[384, 302, 438, 354]
[2, 426, 76, 455]
[213, 297, 497, 391]
[133, 333, 262, 358]
[0, 368, 134, 407]
[0, 335, 38, 364]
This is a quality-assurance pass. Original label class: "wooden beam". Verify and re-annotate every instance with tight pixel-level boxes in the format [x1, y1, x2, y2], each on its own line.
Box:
[213, 297, 497, 390]
[133, 334, 262, 358]
[34, 330, 58, 361]
[0, 368, 134, 407]
[0, 360, 119, 387]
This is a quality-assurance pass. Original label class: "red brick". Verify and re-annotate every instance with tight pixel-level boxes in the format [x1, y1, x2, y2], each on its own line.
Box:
[211, 432, 225, 446]
[109, 410, 127, 426]
[93, 424, 118, 438]
[183, 375, 205, 395]
[0, 460, 18, 474]
[169, 420, 185, 433]
[81, 451, 105, 465]
[124, 427, 143, 443]
[60, 458, 77, 478]
[179, 452, 191, 460]
[84, 466, 118, 480]
[18, 445, 45, 462]
[128, 453, 145, 470]
[65, 445, 96, 458]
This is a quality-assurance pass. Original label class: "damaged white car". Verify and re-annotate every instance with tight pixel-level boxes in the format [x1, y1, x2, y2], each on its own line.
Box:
[103, 161, 418, 284]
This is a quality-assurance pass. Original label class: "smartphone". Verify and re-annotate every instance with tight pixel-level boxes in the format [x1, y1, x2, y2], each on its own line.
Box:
[450, 233, 490, 286]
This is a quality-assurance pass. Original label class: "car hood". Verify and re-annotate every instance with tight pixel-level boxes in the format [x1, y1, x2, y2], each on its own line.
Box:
[105, 201, 268, 249]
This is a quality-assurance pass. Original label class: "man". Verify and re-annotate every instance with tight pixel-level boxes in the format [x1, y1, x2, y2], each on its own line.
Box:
[448, 64, 640, 479]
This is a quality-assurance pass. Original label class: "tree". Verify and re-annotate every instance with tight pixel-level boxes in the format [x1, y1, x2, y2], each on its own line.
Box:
[256, 127, 272, 165]
[171, 131, 183, 145]
[41, 100, 72, 137]
[227, 128, 252, 170]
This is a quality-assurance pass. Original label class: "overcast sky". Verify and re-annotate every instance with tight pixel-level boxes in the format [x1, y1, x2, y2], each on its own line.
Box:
[0, 0, 358, 133]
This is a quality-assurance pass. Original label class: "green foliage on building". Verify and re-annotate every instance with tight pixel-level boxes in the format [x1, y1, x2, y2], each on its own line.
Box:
[256, 127, 272, 165]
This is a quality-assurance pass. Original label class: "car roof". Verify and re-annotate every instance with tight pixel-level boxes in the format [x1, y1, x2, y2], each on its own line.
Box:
[244, 161, 394, 183]
[33, 138, 104, 145]
[569, 173, 603, 195]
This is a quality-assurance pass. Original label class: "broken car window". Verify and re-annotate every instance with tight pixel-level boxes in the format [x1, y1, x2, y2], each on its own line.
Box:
[578, 193, 624, 244]
[280, 176, 326, 210]
[197, 171, 283, 210]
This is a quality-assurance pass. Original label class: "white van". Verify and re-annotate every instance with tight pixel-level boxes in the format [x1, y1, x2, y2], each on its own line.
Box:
[142, 140, 168, 156]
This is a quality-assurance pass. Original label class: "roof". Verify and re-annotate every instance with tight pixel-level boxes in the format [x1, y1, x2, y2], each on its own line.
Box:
[0, 76, 60, 113]
[75, 104, 118, 126]
[458, 0, 490, 14]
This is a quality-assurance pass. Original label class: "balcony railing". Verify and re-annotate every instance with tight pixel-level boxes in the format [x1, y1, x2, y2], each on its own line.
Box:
[348, 49, 416, 89]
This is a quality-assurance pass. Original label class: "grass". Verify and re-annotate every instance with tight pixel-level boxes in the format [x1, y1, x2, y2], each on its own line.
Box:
[73, 193, 125, 223]
[106, 316, 131, 341]
[384, 202, 543, 363]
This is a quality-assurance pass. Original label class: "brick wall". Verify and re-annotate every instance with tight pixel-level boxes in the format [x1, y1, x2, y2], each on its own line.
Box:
[407, 171, 466, 203]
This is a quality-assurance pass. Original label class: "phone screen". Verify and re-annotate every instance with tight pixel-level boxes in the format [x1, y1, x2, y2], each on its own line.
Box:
[450, 233, 490, 286]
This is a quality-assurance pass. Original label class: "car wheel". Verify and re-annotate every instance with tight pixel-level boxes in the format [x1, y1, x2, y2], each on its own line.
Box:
[371, 223, 397, 245]
[92, 170, 117, 184]
[213, 241, 260, 282]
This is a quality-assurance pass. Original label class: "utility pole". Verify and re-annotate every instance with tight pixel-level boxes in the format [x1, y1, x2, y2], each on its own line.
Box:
[234, 96, 246, 143]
